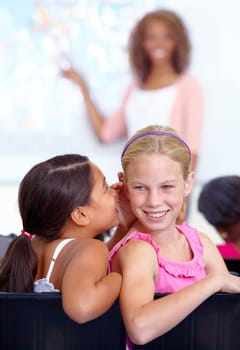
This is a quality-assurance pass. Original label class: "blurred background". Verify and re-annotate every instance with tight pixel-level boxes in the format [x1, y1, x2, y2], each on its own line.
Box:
[1, 0, 240, 242]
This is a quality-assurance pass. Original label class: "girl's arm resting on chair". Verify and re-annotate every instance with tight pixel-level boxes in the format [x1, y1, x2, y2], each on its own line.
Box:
[114, 238, 240, 345]
[61, 239, 121, 324]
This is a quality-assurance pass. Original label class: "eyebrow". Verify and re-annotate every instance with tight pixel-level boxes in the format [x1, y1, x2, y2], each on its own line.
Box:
[130, 179, 177, 184]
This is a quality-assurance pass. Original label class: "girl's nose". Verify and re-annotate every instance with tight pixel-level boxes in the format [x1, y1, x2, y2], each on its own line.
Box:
[147, 190, 161, 207]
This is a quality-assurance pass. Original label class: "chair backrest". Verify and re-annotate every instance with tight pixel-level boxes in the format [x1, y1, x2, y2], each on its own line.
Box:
[132, 293, 240, 350]
[1, 292, 240, 350]
[224, 259, 240, 275]
[0, 292, 126, 350]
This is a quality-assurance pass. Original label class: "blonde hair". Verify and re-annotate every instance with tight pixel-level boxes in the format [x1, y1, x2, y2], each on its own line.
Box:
[121, 125, 192, 180]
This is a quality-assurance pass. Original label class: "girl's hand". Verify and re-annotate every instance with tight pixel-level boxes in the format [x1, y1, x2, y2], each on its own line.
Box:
[111, 172, 136, 231]
[220, 273, 240, 293]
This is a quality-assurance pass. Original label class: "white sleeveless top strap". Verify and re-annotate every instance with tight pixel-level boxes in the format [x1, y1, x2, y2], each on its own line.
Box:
[46, 238, 75, 281]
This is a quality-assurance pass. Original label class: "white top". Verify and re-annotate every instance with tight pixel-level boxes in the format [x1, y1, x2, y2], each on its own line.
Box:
[34, 238, 75, 293]
[125, 84, 177, 136]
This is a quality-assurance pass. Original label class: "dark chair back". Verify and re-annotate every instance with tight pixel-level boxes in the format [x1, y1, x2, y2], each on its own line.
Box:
[132, 293, 240, 350]
[1, 292, 240, 350]
[0, 292, 126, 350]
[224, 258, 240, 275]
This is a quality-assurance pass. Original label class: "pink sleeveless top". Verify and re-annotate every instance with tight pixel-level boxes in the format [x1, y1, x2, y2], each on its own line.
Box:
[217, 242, 240, 259]
[109, 221, 206, 293]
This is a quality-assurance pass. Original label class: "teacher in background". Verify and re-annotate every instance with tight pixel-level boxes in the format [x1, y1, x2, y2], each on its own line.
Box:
[62, 8, 203, 171]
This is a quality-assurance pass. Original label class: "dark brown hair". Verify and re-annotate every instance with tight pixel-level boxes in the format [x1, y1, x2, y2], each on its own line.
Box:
[198, 176, 240, 227]
[128, 9, 191, 82]
[0, 154, 93, 292]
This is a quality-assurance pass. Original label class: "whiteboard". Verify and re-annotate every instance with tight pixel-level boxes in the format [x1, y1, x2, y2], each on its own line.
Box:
[0, 0, 240, 186]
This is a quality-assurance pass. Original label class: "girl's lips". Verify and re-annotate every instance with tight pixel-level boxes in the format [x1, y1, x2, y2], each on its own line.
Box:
[144, 210, 169, 218]
[151, 48, 167, 58]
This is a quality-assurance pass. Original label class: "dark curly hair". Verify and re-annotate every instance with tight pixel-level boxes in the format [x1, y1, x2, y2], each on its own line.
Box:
[128, 9, 191, 82]
[198, 176, 240, 228]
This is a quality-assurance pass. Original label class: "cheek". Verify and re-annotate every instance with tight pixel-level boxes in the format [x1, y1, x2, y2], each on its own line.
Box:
[166, 188, 183, 204]
[167, 40, 177, 53]
[173, 190, 185, 207]
[128, 191, 144, 208]
[109, 195, 117, 209]
[142, 39, 153, 52]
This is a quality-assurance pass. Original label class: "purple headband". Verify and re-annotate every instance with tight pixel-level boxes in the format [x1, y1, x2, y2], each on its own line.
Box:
[121, 131, 191, 160]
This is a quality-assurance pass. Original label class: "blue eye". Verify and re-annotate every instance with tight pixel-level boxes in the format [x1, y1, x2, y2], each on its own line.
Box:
[134, 185, 145, 190]
[162, 185, 173, 190]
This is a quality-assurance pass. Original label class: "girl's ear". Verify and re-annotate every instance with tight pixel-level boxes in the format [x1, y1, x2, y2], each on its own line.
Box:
[118, 171, 130, 199]
[123, 178, 130, 200]
[184, 171, 195, 197]
[70, 206, 90, 226]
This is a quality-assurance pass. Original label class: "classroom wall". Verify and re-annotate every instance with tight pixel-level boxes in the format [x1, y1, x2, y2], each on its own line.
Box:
[0, 0, 239, 240]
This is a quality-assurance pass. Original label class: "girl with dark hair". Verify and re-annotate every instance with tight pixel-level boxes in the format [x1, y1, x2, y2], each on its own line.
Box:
[198, 175, 240, 258]
[62, 8, 203, 172]
[2, 151, 240, 343]
[0, 154, 125, 323]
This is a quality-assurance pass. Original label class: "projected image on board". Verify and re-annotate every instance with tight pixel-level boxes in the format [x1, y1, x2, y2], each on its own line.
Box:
[0, 0, 240, 183]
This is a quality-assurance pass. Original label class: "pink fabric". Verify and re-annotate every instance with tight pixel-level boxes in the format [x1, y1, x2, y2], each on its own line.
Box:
[100, 73, 204, 155]
[217, 242, 240, 259]
[109, 221, 206, 293]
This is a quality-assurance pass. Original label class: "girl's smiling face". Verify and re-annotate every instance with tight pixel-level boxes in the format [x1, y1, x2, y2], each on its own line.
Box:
[142, 19, 177, 65]
[125, 153, 193, 233]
